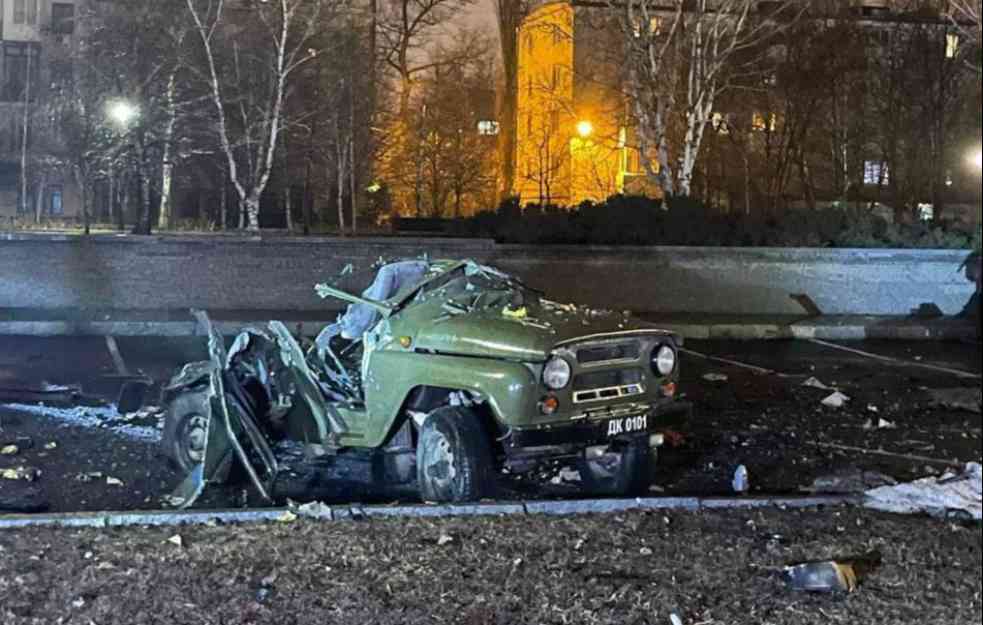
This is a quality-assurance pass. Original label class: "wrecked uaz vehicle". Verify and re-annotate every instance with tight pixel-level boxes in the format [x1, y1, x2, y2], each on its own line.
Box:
[162, 260, 691, 507]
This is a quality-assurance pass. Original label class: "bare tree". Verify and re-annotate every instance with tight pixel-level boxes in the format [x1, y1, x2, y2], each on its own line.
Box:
[184, 0, 327, 231]
[948, 0, 981, 73]
[614, 0, 805, 198]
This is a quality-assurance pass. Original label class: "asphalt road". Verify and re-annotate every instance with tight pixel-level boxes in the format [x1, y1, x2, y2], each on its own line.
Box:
[1, 336, 980, 514]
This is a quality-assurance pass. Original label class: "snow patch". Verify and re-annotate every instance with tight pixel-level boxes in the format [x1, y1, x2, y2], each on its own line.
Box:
[1, 403, 162, 444]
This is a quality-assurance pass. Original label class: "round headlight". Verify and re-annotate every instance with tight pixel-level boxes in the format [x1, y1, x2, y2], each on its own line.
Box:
[652, 345, 676, 376]
[543, 357, 572, 390]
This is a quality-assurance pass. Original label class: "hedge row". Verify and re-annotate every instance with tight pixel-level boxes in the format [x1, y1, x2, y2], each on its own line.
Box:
[446, 196, 979, 249]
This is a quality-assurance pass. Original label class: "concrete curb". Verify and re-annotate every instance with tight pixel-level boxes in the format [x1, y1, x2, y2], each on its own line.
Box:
[0, 318, 976, 340]
[0, 496, 861, 531]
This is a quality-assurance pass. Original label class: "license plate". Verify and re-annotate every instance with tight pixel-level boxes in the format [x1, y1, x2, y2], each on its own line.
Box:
[605, 415, 649, 437]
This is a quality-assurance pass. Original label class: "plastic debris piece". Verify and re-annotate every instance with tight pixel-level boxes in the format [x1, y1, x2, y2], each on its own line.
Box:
[783, 552, 881, 593]
[106, 477, 124, 486]
[669, 614, 684, 625]
[702, 373, 729, 383]
[821, 392, 850, 409]
[44, 442, 58, 450]
[502, 306, 529, 320]
[437, 534, 455, 547]
[1, 467, 38, 482]
[277, 510, 298, 523]
[296, 501, 332, 519]
[865, 462, 982, 521]
[877, 418, 897, 430]
[802, 377, 834, 391]
[1, 445, 18, 456]
[166, 535, 184, 548]
[733, 465, 749, 494]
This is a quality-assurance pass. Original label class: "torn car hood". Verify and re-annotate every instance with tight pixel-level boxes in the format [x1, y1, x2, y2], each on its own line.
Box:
[412, 303, 677, 362]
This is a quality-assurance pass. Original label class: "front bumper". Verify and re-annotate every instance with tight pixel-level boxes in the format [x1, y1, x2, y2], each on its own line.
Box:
[504, 400, 693, 450]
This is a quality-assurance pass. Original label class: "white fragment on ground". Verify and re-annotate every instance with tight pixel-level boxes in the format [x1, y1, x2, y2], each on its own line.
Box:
[277, 510, 298, 523]
[802, 377, 835, 391]
[670, 614, 684, 625]
[1, 403, 162, 444]
[44, 442, 58, 450]
[877, 418, 898, 430]
[821, 392, 850, 409]
[296, 501, 332, 519]
[733, 465, 749, 494]
[928, 388, 981, 415]
[106, 477, 124, 487]
[702, 373, 729, 383]
[865, 463, 982, 521]
[437, 534, 454, 547]
[0, 445, 18, 456]
[1, 466, 39, 482]
[166, 535, 184, 548]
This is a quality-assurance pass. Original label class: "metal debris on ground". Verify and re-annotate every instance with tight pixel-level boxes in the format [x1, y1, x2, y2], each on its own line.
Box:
[0, 445, 18, 456]
[437, 534, 455, 547]
[702, 373, 729, 383]
[803, 470, 897, 495]
[295, 501, 333, 519]
[821, 392, 850, 409]
[928, 388, 981, 415]
[166, 535, 184, 548]
[669, 613, 684, 625]
[802, 377, 835, 391]
[106, 477, 124, 487]
[783, 551, 882, 593]
[865, 462, 982, 521]
[276, 510, 298, 523]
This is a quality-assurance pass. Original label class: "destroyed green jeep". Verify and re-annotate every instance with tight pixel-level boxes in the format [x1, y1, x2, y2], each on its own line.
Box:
[161, 260, 691, 508]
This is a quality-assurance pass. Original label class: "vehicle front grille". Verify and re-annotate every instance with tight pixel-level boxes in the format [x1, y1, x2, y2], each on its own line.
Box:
[577, 341, 640, 365]
[572, 368, 645, 404]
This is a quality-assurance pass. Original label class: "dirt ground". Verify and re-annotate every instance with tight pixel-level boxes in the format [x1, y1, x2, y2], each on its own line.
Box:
[1, 337, 981, 513]
[2, 507, 980, 624]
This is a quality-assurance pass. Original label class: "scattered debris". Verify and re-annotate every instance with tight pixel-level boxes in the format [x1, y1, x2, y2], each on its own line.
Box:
[75, 472, 104, 483]
[702, 373, 729, 383]
[437, 534, 455, 547]
[1, 444, 18, 456]
[803, 470, 897, 495]
[866, 404, 879, 413]
[43, 442, 58, 451]
[802, 377, 835, 391]
[639, 547, 654, 556]
[783, 551, 882, 593]
[877, 418, 897, 430]
[1, 466, 39, 482]
[277, 510, 298, 523]
[106, 477, 124, 487]
[733, 465, 749, 494]
[812, 441, 956, 467]
[928, 388, 981, 415]
[821, 392, 850, 409]
[0, 385, 80, 406]
[166, 535, 184, 548]
[669, 614, 684, 625]
[296, 501, 332, 519]
[865, 463, 982, 521]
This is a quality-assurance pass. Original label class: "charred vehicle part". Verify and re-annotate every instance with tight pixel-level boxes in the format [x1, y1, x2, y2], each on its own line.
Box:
[161, 261, 692, 507]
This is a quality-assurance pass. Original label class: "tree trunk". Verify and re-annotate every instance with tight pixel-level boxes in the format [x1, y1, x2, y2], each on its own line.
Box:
[284, 186, 294, 232]
[157, 72, 178, 231]
[34, 176, 46, 225]
[20, 50, 32, 221]
[245, 195, 261, 231]
[221, 183, 228, 230]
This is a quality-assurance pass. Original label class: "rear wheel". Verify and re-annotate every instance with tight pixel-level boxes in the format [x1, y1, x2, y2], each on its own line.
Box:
[579, 437, 655, 497]
[162, 392, 210, 473]
[417, 407, 494, 503]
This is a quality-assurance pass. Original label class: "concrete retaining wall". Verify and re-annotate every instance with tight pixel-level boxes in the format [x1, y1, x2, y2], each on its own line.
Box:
[0, 233, 976, 316]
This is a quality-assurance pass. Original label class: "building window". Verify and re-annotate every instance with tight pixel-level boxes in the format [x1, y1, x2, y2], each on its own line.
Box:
[946, 34, 960, 59]
[14, 0, 39, 25]
[477, 120, 499, 136]
[863, 161, 889, 185]
[2, 43, 42, 102]
[52, 3, 76, 34]
[50, 187, 65, 216]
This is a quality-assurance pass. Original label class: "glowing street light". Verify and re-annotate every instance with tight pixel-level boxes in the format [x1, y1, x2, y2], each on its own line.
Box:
[971, 149, 983, 172]
[106, 99, 139, 126]
[576, 120, 594, 139]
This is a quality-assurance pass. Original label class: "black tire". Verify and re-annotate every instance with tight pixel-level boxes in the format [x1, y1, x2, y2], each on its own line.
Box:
[162, 392, 211, 473]
[416, 406, 494, 503]
[579, 437, 655, 497]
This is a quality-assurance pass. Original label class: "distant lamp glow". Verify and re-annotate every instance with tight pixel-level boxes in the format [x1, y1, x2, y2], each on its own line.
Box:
[576, 120, 593, 138]
[972, 150, 983, 171]
[106, 99, 139, 126]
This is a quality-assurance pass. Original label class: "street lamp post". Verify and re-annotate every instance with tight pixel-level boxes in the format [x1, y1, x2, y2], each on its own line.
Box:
[106, 99, 139, 127]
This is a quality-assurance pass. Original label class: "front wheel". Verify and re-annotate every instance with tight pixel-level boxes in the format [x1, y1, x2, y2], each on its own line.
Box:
[417, 407, 494, 503]
[578, 438, 655, 497]
[162, 392, 211, 473]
